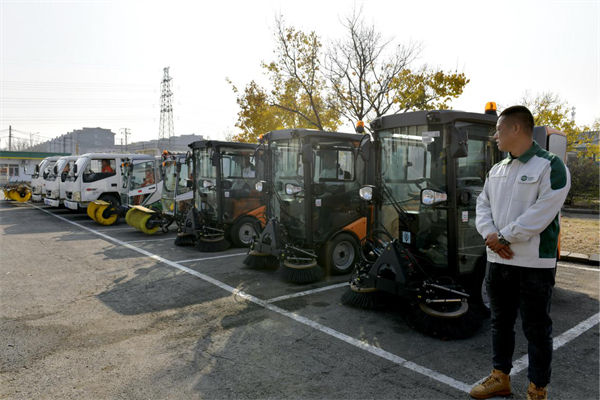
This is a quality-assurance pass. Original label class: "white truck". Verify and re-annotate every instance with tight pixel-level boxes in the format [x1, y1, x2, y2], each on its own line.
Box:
[63, 153, 152, 212]
[31, 156, 62, 202]
[42, 156, 80, 208]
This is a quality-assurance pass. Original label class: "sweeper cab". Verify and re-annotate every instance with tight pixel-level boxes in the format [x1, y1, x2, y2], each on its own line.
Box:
[30, 156, 61, 202]
[244, 129, 371, 284]
[342, 104, 570, 340]
[180, 140, 266, 252]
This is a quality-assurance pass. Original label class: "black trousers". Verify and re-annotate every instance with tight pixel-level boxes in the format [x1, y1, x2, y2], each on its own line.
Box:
[486, 262, 556, 387]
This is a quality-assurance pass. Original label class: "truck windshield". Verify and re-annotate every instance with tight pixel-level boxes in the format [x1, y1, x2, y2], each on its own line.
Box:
[195, 148, 218, 216]
[67, 158, 89, 182]
[271, 138, 305, 237]
[43, 161, 57, 179]
[33, 159, 49, 179]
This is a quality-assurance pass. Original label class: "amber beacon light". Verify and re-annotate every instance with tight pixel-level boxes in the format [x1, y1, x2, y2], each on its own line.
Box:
[485, 102, 498, 115]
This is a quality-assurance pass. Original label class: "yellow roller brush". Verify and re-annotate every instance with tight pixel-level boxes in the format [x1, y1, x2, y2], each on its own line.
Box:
[138, 213, 159, 235]
[87, 201, 101, 221]
[126, 207, 148, 231]
[94, 202, 118, 226]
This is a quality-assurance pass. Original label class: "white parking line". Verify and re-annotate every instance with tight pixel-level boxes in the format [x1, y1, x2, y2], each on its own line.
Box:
[124, 237, 176, 244]
[472, 312, 600, 385]
[29, 203, 473, 394]
[265, 282, 349, 304]
[176, 253, 247, 263]
[96, 227, 136, 232]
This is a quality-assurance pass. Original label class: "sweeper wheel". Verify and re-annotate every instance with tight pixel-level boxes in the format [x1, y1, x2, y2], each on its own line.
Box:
[243, 250, 279, 270]
[230, 216, 257, 248]
[138, 213, 159, 235]
[277, 259, 325, 284]
[195, 236, 231, 252]
[94, 204, 118, 226]
[87, 201, 100, 221]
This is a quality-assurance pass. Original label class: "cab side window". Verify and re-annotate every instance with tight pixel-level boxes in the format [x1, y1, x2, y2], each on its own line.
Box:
[83, 159, 117, 183]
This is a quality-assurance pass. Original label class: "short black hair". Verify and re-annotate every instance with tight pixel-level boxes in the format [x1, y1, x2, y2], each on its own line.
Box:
[500, 105, 534, 135]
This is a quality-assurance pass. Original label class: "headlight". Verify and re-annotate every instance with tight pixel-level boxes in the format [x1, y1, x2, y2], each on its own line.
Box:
[52, 190, 59, 198]
[285, 183, 302, 195]
[73, 191, 81, 201]
[421, 189, 447, 205]
[255, 181, 265, 192]
[202, 179, 215, 189]
[359, 186, 375, 201]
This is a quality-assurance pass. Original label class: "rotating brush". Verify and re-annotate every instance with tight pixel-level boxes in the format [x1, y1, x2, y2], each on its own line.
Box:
[87, 201, 100, 221]
[126, 208, 147, 231]
[94, 204, 118, 226]
[276, 259, 325, 284]
[243, 251, 279, 270]
[174, 233, 196, 246]
[195, 236, 231, 252]
[340, 284, 389, 310]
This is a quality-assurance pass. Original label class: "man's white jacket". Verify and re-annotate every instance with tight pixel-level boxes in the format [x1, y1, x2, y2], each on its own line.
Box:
[476, 141, 571, 268]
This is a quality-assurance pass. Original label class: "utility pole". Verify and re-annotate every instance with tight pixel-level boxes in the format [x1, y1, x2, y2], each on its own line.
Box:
[158, 67, 174, 151]
[8, 125, 11, 151]
[119, 128, 130, 151]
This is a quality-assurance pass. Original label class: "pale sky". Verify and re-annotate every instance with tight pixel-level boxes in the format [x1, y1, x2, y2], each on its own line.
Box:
[1, 0, 598, 148]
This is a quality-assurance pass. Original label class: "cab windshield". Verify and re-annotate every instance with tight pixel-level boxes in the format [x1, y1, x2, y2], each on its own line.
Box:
[378, 126, 448, 268]
[195, 148, 218, 215]
[67, 158, 89, 182]
[43, 161, 57, 180]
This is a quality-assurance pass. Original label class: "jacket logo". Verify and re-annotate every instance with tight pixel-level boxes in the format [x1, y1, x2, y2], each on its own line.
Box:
[521, 175, 527, 181]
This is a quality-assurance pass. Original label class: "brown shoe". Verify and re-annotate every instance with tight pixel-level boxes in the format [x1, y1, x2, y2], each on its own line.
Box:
[470, 369, 512, 399]
[527, 382, 548, 400]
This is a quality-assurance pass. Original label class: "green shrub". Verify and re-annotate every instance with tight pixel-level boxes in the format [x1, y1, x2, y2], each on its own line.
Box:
[565, 160, 599, 206]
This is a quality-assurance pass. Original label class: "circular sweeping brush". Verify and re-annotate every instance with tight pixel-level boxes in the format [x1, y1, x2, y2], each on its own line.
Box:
[243, 251, 280, 270]
[340, 284, 389, 310]
[277, 259, 325, 284]
[195, 236, 231, 252]
[174, 234, 196, 246]
[405, 300, 485, 340]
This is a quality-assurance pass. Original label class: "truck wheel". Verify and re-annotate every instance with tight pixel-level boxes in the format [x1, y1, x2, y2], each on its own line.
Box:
[324, 233, 358, 275]
[470, 260, 491, 317]
[231, 216, 257, 248]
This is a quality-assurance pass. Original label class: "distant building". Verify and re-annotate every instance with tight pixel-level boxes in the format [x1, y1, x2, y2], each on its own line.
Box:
[28, 127, 116, 155]
[27, 128, 204, 156]
[0, 151, 70, 184]
[123, 134, 205, 155]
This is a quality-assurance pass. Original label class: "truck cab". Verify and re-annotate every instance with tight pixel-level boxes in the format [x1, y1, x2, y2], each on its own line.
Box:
[31, 156, 61, 202]
[43, 156, 80, 207]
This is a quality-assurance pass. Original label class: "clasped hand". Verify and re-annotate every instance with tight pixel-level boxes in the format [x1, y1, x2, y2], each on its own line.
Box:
[485, 232, 514, 260]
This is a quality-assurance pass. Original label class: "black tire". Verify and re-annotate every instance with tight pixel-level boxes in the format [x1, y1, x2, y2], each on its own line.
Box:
[469, 259, 491, 317]
[230, 216, 258, 248]
[323, 233, 359, 275]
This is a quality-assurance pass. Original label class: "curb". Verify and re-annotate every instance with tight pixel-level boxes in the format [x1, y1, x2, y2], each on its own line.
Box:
[560, 251, 600, 265]
[562, 208, 599, 215]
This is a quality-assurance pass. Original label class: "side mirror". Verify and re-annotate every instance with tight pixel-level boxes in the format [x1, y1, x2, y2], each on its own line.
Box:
[421, 188, 448, 205]
[222, 180, 233, 190]
[301, 143, 313, 165]
[73, 164, 78, 174]
[449, 126, 468, 158]
[358, 136, 371, 162]
[53, 165, 58, 174]
[185, 179, 193, 188]
[34, 165, 39, 174]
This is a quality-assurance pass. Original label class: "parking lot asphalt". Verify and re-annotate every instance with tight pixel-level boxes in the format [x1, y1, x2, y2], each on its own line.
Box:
[1, 200, 598, 400]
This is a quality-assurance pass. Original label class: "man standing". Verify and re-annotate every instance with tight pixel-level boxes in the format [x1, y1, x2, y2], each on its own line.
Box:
[471, 106, 570, 400]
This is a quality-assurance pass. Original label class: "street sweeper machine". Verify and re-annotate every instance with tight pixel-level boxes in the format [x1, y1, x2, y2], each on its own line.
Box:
[341, 105, 503, 339]
[244, 129, 371, 284]
[126, 151, 193, 237]
[179, 140, 266, 252]
[340, 105, 569, 340]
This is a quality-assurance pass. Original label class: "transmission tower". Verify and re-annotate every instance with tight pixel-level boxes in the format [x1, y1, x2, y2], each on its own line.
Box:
[158, 67, 174, 150]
